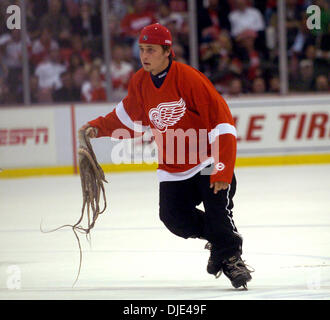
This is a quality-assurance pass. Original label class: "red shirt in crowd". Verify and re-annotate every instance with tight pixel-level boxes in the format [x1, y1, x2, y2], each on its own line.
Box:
[120, 12, 157, 37]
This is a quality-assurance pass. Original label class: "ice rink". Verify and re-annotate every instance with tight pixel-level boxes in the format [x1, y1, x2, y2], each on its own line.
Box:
[0, 164, 330, 300]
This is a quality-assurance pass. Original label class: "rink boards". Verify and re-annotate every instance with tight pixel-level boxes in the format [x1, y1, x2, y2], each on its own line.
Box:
[0, 95, 329, 178]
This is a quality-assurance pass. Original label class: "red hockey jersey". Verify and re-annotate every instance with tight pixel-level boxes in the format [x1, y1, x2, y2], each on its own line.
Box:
[88, 61, 237, 183]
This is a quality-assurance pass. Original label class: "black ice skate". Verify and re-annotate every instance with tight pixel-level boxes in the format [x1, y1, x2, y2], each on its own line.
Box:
[221, 254, 253, 289]
[205, 242, 223, 278]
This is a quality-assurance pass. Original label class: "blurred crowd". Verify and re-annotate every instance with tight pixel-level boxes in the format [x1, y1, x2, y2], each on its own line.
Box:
[0, 0, 329, 105]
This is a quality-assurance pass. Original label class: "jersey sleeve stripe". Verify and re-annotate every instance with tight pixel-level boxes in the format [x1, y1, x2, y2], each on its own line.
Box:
[208, 123, 237, 144]
[115, 101, 149, 133]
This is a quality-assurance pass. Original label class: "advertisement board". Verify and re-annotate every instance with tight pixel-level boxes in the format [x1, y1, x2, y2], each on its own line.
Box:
[0, 107, 57, 168]
[0, 95, 329, 177]
[232, 104, 330, 156]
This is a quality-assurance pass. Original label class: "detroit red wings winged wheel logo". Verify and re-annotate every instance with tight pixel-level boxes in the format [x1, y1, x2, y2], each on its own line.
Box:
[149, 98, 186, 132]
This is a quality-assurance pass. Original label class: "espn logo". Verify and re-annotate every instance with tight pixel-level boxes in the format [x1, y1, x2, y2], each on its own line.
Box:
[0, 127, 48, 145]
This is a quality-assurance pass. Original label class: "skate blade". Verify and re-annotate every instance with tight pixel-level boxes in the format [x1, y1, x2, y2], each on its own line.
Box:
[233, 281, 249, 290]
[232, 275, 252, 289]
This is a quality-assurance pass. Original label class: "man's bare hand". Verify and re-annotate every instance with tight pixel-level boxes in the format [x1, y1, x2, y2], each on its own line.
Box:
[79, 124, 98, 138]
[210, 181, 229, 194]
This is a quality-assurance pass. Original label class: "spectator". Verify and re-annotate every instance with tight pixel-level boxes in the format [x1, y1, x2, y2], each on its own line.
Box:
[200, 30, 232, 76]
[157, 5, 189, 61]
[229, 0, 265, 40]
[231, 0, 269, 58]
[109, 0, 128, 20]
[164, 15, 189, 49]
[269, 75, 280, 93]
[102, 44, 134, 101]
[240, 34, 262, 81]
[53, 71, 81, 102]
[197, 0, 226, 73]
[172, 43, 187, 64]
[71, 34, 91, 63]
[120, 0, 157, 41]
[0, 29, 29, 102]
[39, 0, 71, 40]
[161, 20, 188, 67]
[71, 2, 102, 40]
[29, 0, 48, 19]
[61, 34, 92, 67]
[64, 0, 81, 19]
[228, 0, 267, 81]
[264, 0, 277, 25]
[168, 0, 187, 13]
[285, 0, 304, 48]
[68, 52, 88, 90]
[0, 1, 10, 34]
[37, 87, 54, 103]
[81, 67, 107, 102]
[269, 0, 304, 52]
[228, 77, 244, 96]
[26, 0, 40, 40]
[290, 59, 315, 92]
[210, 54, 244, 94]
[0, 51, 7, 79]
[157, 2, 185, 31]
[315, 75, 329, 92]
[252, 77, 266, 93]
[304, 44, 329, 78]
[29, 75, 40, 103]
[205, 0, 231, 32]
[31, 27, 59, 66]
[197, 0, 231, 44]
[121, 43, 135, 64]
[289, 11, 317, 59]
[68, 52, 85, 73]
[34, 48, 67, 91]
[108, 11, 123, 45]
[0, 29, 27, 71]
[0, 76, 14, 104]
[305, 44, 317, 60]
[30, 74, 57, 103]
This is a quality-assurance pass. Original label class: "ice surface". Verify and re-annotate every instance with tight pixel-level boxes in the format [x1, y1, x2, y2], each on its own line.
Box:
[0, 165, 330, 300]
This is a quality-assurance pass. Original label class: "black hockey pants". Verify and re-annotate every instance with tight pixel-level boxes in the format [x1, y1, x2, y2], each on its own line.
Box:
[159, 170, 242, 260]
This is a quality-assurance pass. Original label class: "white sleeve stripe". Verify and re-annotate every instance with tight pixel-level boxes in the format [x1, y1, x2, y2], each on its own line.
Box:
[208, 123, 237, 144]
[115, 101, 149, 133]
